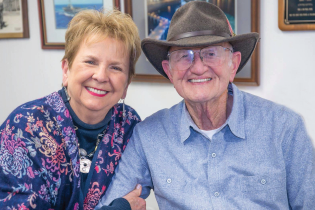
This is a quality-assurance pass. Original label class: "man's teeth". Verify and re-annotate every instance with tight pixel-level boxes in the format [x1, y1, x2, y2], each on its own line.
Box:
[87, 87, 107, 94]
[190, 78, 212, 83]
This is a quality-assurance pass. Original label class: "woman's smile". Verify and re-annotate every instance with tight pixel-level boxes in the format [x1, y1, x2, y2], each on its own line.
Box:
[85, 86, 108, 97]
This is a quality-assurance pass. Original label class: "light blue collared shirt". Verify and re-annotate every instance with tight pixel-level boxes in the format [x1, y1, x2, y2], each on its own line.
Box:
[96, 83, 315, 210]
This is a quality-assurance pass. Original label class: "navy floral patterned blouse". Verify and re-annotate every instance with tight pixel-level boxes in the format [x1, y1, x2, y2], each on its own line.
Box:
[0, 90, 141, 210]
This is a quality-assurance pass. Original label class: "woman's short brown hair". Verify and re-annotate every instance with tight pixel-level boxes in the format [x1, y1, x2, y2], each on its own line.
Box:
[62, 9, 141, 83]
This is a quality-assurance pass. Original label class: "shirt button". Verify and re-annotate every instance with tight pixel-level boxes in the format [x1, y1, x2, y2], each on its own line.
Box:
[167, 178, 172, 184]
[214, 192, 220, 197]
[212, 153, 216, 158]
[261, 179, 266, 185]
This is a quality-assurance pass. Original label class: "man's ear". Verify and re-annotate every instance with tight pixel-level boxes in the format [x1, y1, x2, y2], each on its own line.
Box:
[61, 59, 69, 87]
[162, 60, 174, 83]
[229, 52, 241, 83]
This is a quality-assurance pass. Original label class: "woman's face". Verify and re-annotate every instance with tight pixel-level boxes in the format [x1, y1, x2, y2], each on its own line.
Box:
[62, 37, 130, 124]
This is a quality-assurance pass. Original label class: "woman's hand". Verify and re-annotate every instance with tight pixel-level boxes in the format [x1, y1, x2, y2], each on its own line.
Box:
[123, 184, 146, 210]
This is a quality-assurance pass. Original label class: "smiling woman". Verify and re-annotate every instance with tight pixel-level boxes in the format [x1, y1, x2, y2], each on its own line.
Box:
[0, 8, 145, 210]
[62, 37, 130, 125]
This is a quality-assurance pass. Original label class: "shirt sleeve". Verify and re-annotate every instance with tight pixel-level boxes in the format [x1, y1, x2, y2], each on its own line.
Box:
[98, 198, 131, 210]
[282, 116, 315, 209]
[95, 124, 153, 209]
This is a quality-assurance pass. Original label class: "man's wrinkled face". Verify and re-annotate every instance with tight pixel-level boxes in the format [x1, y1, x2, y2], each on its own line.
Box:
[161, 42, 241, 104]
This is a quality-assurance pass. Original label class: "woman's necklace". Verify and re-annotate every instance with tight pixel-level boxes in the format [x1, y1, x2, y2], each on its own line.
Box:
[76, 127, 107, 173]
[64, 87, 108, 173]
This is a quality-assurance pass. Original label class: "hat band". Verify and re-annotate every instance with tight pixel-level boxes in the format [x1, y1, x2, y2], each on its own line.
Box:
[168, 30, 231, 41]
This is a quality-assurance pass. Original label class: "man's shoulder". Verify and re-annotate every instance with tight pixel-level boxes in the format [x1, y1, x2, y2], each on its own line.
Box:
[240, 90, 301, 122]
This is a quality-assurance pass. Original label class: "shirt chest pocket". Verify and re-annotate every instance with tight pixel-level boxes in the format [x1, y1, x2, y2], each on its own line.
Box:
[153, 174, 188, 197]
[239, 173, 287, 208]
[240, 174, 285, 192]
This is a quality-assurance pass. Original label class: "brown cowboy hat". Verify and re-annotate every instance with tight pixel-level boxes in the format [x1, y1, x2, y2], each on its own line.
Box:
[141, 1, 259, 79]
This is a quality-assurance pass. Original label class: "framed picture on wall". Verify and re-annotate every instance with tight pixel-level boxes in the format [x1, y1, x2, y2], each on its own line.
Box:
[38, 0, 124, 49]
[125, 0, 260, 86]
[278, 0, 315, 31]
[0, 0, 29, 39]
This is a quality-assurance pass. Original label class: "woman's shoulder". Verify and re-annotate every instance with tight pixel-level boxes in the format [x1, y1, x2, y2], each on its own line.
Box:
[1, 91, 67, 128]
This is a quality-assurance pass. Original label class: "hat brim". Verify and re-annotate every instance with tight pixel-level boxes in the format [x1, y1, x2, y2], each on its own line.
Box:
[141, 32, 259, 79]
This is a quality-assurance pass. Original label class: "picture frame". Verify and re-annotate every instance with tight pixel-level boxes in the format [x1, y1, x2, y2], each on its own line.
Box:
[0, 0, 29, 39]
[38, 0, 122, 49]
[125, 0, 260, 86]
[278, 0, 315, 31]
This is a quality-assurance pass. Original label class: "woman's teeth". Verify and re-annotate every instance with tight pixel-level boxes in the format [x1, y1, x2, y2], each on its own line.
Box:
[87, 87, 107, 94]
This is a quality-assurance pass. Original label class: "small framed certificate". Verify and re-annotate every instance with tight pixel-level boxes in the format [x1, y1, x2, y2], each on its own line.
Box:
[278, 0, 315, 31]
[0, 0, 29, 39]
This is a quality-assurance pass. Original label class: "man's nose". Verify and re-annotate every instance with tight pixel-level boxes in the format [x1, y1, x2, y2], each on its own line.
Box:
[190, 52, 207, 74]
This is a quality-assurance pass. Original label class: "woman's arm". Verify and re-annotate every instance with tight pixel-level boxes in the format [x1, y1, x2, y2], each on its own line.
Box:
[99, 185, 146, 210]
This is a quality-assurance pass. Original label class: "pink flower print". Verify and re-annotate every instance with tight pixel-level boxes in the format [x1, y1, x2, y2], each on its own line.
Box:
[0, 136, 32, 178]
[95, 165, 101, 173]
[73, 203, 79, 210]
[36, 120, 43, 128]
[63, 126, 73, 136]
[102, 134, 110, 144]
[114, 137, 123, 144]
[25, 123, 33, 136]
[64, 109, 70, 118]
[120, 127, 125, 135]
[114, 123, 121, 129]
[106, 162, 114, 174]
[83, 182, 106, 210]
[27, 166, 35, 178]
[17, 203, 29, 210]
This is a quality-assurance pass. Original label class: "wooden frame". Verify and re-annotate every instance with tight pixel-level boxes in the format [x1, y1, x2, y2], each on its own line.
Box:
[38, 0, 121, 49]
[125, 0, 260, 85]
[0, 0, 29, 39]
[278, 0, 315, 31]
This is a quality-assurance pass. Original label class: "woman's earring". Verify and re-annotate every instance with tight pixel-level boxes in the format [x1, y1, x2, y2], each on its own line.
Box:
[63, 86, 71, 101]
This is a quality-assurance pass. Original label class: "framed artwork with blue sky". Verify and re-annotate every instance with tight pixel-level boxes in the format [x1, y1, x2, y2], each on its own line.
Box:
[38, 0, 122, 49]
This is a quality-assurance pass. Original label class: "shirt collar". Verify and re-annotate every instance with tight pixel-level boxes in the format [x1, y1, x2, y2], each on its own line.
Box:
[179, 83, 245, 143]
[226, 83, 245, 139]
[180, 101, 194, 143]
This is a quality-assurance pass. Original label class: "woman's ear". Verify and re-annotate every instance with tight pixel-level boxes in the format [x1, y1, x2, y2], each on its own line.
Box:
[121, 83, 129, 99]
[61, 59, 69, 87]
[162, 60, 174, 83]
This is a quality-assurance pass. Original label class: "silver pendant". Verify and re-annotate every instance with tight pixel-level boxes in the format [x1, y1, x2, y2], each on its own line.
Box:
[80, 157, 91, 173]
[79, 148, 87, 157]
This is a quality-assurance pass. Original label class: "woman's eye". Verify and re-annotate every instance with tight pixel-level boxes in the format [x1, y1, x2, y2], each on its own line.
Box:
[111, 66, 122, 71]
[85, 60, 95, 65]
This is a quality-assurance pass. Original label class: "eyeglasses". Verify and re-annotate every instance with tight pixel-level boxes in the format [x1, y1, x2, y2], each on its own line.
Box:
[167, 45, 233, 71]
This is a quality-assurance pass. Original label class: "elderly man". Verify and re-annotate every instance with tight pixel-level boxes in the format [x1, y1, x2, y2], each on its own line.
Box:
[97, 2, 315, 209]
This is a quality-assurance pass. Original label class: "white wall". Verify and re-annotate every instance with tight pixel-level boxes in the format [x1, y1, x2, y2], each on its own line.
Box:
[0, 1, 314, 209]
